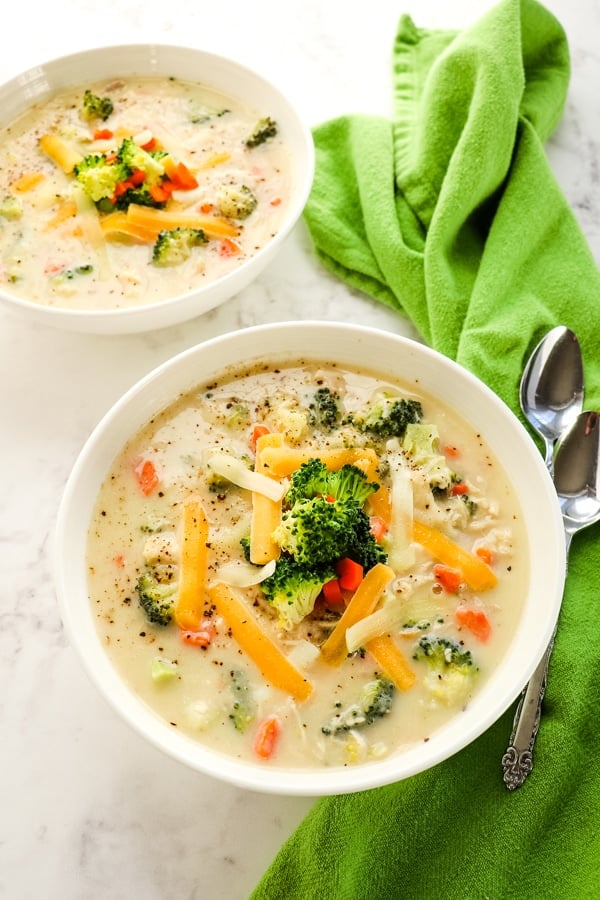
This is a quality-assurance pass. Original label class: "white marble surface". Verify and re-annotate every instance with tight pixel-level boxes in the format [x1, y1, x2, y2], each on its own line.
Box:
[1, 1, 599, 898]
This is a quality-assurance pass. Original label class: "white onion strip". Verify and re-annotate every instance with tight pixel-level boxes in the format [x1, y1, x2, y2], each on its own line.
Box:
[206, 452, 286, 502]
[214, 558, 276, 588]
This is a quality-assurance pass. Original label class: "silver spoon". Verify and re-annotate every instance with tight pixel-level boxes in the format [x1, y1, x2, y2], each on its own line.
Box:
[502, 410, 600, 790]
[520, 326, 584, 473]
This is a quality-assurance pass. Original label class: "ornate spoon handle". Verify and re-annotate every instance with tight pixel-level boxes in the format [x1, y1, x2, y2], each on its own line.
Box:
[501, 626, 557, 790]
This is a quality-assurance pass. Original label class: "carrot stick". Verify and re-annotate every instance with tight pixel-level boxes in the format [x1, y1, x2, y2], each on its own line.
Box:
[207, 582, 313, 701]
[253, 714, 281, 759]
[412, 519, 497, 591]
[126, 203, 240, 239]
[174, 498, 209, 631]
[365, 633, 416, 690]
[258, 446, 380, 479]
[39, 133, 83, 174]
[250, 432, 283, 565]
[320, 563, 395, 666]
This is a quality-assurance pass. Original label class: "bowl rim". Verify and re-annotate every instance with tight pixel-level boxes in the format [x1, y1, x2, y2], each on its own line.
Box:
[54, 321, 566, 795]
[0, 43, 315, 333]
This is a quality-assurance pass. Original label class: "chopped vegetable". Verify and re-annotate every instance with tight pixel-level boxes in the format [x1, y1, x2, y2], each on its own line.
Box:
[151, 656, 178, 683]
[253, 714, 281, 759]
[133, 458, 158, 496]
[174, 498, 209, 632]
[250, 432, 284, 565]
[207, 451, 286, 502]
[365, 634, 416, 691]
[320, 563, 395, 666]
[412, 520, 497, 591]
[455, 605, 492, 642]
[39, 133, 83, 174]
[207, 582, 313, 700]
[336, 557, 364, 592]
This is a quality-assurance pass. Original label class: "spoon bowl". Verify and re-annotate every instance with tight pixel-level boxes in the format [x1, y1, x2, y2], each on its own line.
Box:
[554, 410, 600, 550]
[520, 326, 584, 471]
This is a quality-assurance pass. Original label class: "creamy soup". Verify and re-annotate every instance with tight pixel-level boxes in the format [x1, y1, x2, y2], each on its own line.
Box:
[87, 362, 528, 769]
[0, 76, 291, 310]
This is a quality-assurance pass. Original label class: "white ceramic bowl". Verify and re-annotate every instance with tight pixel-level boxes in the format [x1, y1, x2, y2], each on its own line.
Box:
[0, 45, 314, 334]
[54, 322, 566, 795]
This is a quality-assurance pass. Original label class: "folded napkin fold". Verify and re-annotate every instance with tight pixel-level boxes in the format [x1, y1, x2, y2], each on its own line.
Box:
[251, 0, 600, 897]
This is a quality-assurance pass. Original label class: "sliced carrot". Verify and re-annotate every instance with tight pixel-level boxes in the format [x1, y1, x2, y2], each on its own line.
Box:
[443, 444, 460, 458]
[149, 183, 171, 204]
[253, 714, 281, 759]
[320, 563, 395, 666]
[366, 633, 416, 690]
[249, 423, 270, 453]
[322, 578, 344, 605]
[336, 557, 364, 592]
[174, 499, 209, 632]
[369, 515, 389, 543]
[455, 606, 491, 642]
[475, 546, 495, 566]
[169, 161, 198, 190]
[412, 519, 497, 592]
[207, 582, 312, 701]
[250, 432, 283, 565]
[451, 482, 469, 496]
[133, 458, 158, 496]
[94, 128, 114, 140]
[433, 563, 463, 594]
[180, 620, 216, 648]
[219, 237, 241, 256]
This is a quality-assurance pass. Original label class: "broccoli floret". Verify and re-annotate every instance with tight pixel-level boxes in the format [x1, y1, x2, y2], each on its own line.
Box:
[135, 570, 177, 626]
[188, 102, 230, 124]
[117, 137, 166, 184]
[151, 227, 208, 267]
[73, 153, 129, 203]
[413, 634, 478, 704]
[326, 464, 380, 505]
[308, 387, 341, 431]
[229, 669, 255, 732]
[245, 116, 278, 148]
[0, 194, 23, 221]
[272, 495, 386, 570]
[81, 89, 114, 122]
[351, 396, 423, 439]
[402, 423, 455, 492]
[283, 459, 379, 508]
[413, 634, 475, 670]
[274, 460, 385, 571]
[322, 675, 395, 735]
[216, 184, 258, 219]
[240, 535, 252, 561]
[283, 458, 331, 507]
[260, 555, 336, 629]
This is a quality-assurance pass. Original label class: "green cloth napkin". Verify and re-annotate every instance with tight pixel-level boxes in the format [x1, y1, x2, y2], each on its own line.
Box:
[251, 1, 600, 898]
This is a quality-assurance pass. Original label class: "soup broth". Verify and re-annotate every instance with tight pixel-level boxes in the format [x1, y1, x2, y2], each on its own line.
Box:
[86, 361, 528, 769]
[0, 76, 291, 310]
